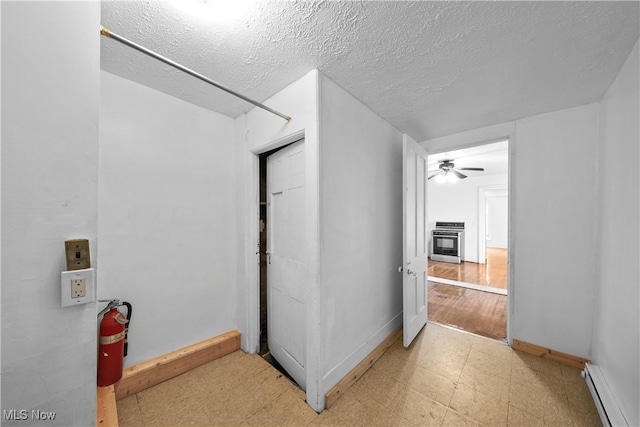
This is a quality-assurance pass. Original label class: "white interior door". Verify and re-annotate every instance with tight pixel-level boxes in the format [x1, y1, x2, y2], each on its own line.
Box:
[487, 192, 509, 249]
[267, 139, 306, 389]
[402, 134, 428, 347]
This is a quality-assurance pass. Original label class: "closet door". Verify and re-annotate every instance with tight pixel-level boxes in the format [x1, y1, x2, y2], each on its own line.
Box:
[267, 139, 306, 389]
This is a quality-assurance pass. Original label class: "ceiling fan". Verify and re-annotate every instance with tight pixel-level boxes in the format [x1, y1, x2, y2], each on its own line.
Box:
[428, 159, 485, 180]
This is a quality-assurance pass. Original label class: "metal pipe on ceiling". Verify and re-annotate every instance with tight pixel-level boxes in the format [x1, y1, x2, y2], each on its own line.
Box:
[100, 26, 292, 122]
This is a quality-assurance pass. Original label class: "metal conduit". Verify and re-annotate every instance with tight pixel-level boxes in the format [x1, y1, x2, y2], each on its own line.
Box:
[100, 26, 292, 122]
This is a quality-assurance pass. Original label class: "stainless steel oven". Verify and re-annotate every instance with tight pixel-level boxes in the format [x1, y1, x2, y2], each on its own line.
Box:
[431, 222, 465, 264]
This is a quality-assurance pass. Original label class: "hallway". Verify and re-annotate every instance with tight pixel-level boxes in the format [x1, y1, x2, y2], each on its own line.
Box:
[117, 323, 601, 426]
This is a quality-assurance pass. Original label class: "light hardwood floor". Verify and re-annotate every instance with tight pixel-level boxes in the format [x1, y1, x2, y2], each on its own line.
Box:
[428, 247, 508, 289]
[427, 248, 508, 341]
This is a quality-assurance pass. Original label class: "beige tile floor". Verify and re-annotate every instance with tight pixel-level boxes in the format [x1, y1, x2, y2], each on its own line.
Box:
[117, 323, 602, 426]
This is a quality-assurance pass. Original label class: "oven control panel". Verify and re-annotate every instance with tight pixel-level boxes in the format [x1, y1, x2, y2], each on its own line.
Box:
[435, 221, 465, 230]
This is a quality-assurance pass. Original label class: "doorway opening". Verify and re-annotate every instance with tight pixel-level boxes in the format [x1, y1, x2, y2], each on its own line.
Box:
[426, 139, 509, 341]
[257, 141, 304, 390]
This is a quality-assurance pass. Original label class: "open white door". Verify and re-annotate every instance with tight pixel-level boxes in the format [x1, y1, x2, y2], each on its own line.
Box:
[402, 134, 428, 347]
[267, 139, 307, 389]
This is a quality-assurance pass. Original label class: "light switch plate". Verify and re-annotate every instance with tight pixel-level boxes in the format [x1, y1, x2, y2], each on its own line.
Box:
[61, 268, 95, 307]
[64, 239, 91, 271]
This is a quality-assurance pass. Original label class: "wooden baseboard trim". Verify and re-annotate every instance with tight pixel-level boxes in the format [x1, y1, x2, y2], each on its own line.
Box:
[96, 385, 118, 427]
[513, 339, 590, 369]
[114, 329, 241, 401]
[324, 329, 401, 409]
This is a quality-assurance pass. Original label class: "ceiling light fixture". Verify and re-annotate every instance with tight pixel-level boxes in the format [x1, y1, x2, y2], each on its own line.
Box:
[172, 0, 251, 23]
[429, 169, 460, 184]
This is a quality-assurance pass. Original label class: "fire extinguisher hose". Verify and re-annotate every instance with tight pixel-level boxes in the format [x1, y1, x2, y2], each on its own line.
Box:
[122, 301, 132, 357]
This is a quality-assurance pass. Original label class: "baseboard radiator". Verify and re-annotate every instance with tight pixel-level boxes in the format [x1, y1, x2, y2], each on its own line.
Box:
[582, 363, 628, 426]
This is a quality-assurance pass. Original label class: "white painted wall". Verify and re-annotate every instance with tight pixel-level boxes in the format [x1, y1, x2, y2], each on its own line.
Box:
[427, 174, 508, 262]
[592, 40, 639, 426]
[318, 75, 403, 395]
[99, 71, 237, 367]
[1, 2, 100, 425]
[234, 70, 322, 410]
[513, 104, 599, 358]
[422, 103, 600, 359]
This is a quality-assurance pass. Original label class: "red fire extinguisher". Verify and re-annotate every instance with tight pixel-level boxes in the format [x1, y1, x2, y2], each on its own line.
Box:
[97, 299, 132, 387]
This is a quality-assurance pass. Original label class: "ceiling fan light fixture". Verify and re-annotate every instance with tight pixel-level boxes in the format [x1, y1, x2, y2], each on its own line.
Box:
[428, 158, 485, 183]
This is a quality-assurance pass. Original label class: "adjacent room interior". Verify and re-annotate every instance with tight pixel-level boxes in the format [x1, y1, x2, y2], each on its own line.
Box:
[426, 140, 509, 341]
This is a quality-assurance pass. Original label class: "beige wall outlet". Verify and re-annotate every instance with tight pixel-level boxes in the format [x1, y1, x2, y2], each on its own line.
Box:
[61, 268, 94, 307]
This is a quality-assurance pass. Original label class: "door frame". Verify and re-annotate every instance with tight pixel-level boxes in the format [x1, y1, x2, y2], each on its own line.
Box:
[424, 130, 515, 345]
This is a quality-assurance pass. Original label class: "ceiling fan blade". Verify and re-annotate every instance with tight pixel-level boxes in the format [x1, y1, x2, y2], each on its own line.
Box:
[458, 167, 484, 171]
[451, 169, 467, 179]
[428, 172, 441, 180]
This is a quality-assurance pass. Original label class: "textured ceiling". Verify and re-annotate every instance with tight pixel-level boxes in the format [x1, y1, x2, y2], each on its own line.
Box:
[100, 1, 639, 141]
